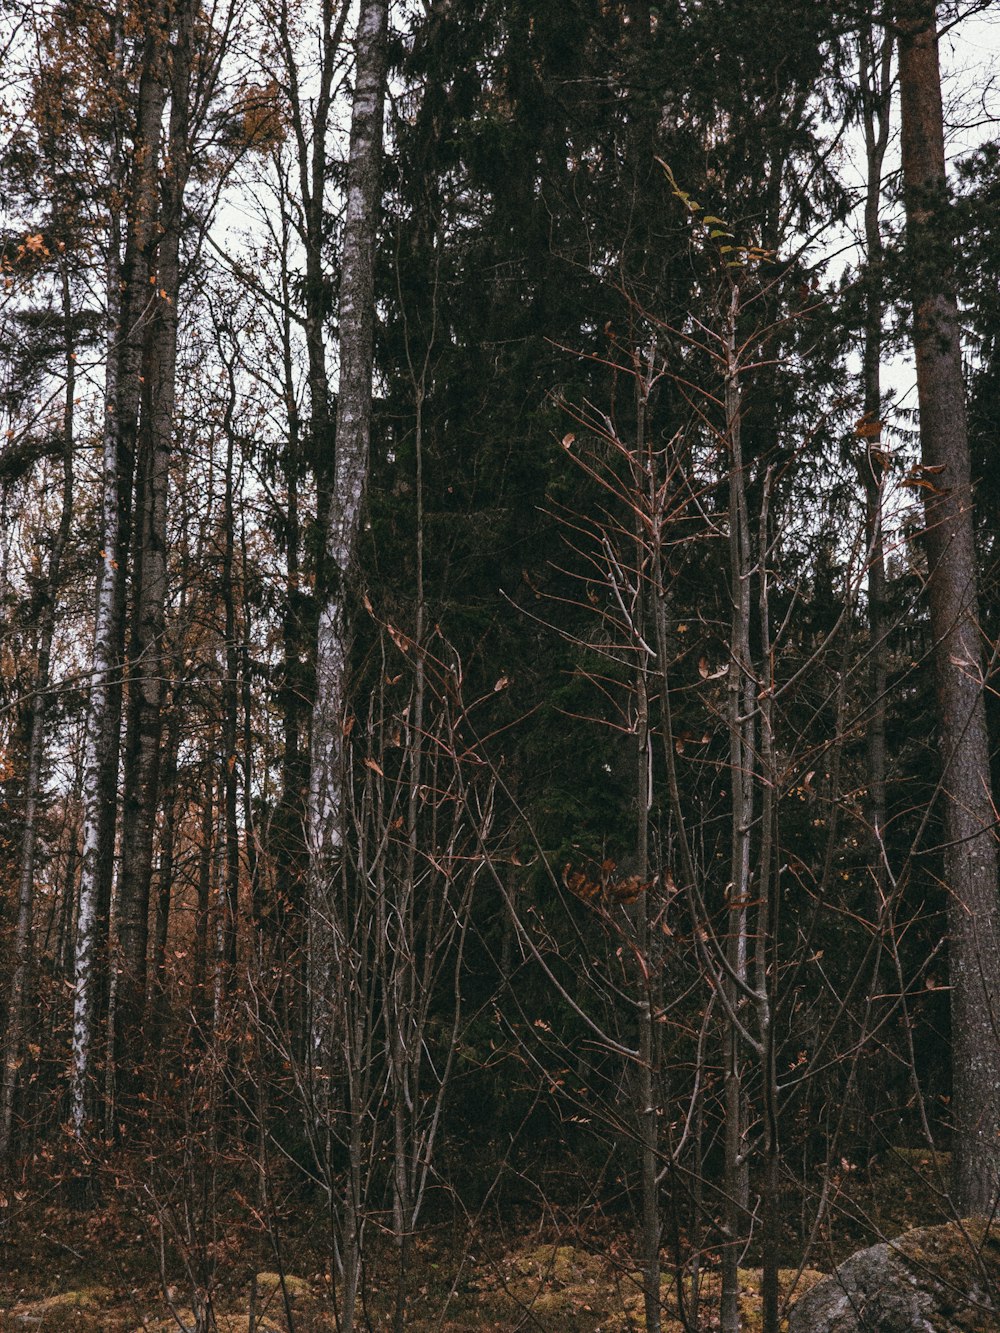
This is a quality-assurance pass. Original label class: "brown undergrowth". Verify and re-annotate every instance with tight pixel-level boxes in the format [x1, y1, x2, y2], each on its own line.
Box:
[0, 1145, 983, 1331]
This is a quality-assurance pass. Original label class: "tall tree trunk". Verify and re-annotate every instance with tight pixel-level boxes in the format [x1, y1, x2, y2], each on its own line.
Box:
[859, 20, 893, 886]
[71, 6, 164, 1131]
[0, 261, 75, 1162]
[115, 0, 195, 1106]
[755, 472, 780, 1333]
[239, 511, 261, 938]
[721, 281, 752, 1333]
[897, 0, 1000, 1216]
[219, 404, 241, 989]
[307, 5, 389, 1327]
[629, 347, 661, 1333]
[277, 0, 342, 759]
[193, 776, 215, 1028]
[308, 0, 389, 1062]
[273, 0, 350, 1054]
[148, 697, 181, 1054]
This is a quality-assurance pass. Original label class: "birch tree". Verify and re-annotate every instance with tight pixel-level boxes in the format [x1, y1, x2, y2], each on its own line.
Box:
[114, 0, 199, 1105]
[306, 0, 389, 1325]
[307, 0, 388, 1061]
[71, 3, 165, 1133]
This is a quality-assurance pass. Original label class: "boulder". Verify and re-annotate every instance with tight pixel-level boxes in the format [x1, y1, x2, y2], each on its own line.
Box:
[788, 1220, 1000, 1332]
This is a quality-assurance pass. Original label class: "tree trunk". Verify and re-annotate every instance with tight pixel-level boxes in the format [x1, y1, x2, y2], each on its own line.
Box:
[193, 777, 215, 1028]
[897, 0, 1000, 1216]
[0, 261, 75, 1162]
[115, 0, 196, 1106]
[856, 18, 893, 906]
[71, 6, 164, 1131]
[219, 406, 242, 988]
[722, 281, 752, 1333]
[308, 0, 389, 1068]
[148, 698, 181, 1054]
[306, 5, 389, 1326]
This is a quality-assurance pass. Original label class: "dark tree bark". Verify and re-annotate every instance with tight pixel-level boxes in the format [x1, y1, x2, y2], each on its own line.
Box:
[71, 6, 164, 1132]
[897, 0, 1000, 1216]
[0, 261, 75, 1161]
[858, 20, 893, 883]
[721, 281, 753, 1333]
[115, 0, 197, 1103]
[218, 374, 241, 990]
[147, 696, 181, 1053]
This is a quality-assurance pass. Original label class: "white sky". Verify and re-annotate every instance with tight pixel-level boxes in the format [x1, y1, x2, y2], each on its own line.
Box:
[879, 7, 1000, 414]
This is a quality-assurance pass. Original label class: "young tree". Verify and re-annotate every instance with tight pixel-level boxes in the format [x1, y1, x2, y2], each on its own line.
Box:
[306, 0, 389, 1325]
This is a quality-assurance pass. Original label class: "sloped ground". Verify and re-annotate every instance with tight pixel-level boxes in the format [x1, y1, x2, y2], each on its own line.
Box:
[0, 1147, 992, 1331]
[0, 1250, 827, 1332]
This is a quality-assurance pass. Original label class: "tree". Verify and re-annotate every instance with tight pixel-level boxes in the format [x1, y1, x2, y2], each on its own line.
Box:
[71, 0, 166, 1134]
[0, 248, 75, 1162]
[306, 0, 389, 1325]
[896, 0, 1000, 1216]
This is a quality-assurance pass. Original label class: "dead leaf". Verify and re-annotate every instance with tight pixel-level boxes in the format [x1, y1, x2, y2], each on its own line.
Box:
[854, 414, 883, 439]
[387, 623, 410, 653]
[699, 657, 728, 680]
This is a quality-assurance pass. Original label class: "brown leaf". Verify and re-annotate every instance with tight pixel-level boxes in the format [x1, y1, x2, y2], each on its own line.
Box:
[387, 622, 410, 653]
[854, 414, 883, 440]
[607, 875, 652, 904]
[699, 657, 728, 680]
[363, 757, 384, 777]
[902, 475, 947, 494]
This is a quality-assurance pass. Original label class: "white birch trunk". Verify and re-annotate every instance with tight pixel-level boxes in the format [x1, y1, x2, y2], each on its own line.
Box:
[306, 5, 389, 1328]
[70, 156, 125, 1138]
[71, 7, 164, 1134]
[308, 0, 389, 1067]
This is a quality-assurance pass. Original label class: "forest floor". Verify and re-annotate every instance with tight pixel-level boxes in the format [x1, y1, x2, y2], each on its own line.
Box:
[0, 1145, 962, 1331]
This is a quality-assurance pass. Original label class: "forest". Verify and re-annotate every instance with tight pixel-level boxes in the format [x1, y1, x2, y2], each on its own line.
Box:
[1, 0, 1000, 1329]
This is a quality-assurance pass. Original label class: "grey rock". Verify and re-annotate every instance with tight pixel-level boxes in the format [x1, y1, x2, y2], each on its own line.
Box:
[789, 1221, 1000, 1333]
